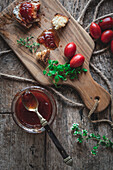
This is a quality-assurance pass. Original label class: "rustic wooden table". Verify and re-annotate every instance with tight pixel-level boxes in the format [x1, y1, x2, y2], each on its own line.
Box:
[0, 0, 113, 169]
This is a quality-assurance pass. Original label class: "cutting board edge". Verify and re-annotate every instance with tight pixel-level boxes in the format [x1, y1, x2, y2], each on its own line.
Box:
[55, 0, 95, 50]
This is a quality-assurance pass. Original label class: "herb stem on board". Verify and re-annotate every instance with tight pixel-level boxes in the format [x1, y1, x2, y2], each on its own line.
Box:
[17, 36, 40, 53]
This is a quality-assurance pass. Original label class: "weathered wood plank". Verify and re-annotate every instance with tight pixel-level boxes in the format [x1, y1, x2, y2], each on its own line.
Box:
[0, 0, 113, 170]
[0, 114, 46, 170]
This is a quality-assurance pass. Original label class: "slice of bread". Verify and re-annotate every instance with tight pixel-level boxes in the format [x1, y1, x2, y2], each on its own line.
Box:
[13, 0, 40, 28]
[52, 13, 69, 30]
[36, 49, 50, 66]
[13, 14, 32, 28]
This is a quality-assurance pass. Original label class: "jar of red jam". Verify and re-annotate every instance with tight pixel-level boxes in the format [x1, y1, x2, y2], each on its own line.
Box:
[11, 86, 57, 133]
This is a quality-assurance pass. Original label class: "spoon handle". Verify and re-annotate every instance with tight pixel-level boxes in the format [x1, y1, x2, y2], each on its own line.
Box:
[35, 110, 73, 166]
[44, 124, 73, 166]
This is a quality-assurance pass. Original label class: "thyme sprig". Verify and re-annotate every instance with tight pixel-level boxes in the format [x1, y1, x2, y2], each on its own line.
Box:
[43, 60, 87, 87]
[71, 123, 113, 155]
[17, 36, 40, 53]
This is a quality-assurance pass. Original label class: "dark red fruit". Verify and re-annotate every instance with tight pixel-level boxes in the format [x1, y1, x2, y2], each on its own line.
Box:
[111, 40, 113, 54]
[70, 54, 85, 68]
[101, 30, 113, 43]
[98, 17, 113, 30]
[90, 22, 101, 39]
[64, 42, 76, 58]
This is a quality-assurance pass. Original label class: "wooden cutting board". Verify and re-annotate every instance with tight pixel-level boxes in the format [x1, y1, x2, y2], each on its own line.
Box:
[0, 0, 111, 113]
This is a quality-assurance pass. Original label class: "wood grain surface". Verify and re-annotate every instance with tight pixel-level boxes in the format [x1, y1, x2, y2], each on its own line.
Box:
[0, 0, 111, 112]
[0, 0, 113, 170]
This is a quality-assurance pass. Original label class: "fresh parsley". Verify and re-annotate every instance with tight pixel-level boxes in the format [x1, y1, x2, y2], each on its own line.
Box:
[43, 60, 87, 87]
[17, 36, 40, 53]
[71, 123, 113, 155]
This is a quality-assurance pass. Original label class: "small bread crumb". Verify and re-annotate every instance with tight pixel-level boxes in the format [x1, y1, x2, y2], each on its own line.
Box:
[52, 13, 69, 30]
[36, 49, 50, 65]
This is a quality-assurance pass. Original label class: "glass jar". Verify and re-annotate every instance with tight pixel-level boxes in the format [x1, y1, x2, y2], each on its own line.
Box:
[11, 86, 57, 133]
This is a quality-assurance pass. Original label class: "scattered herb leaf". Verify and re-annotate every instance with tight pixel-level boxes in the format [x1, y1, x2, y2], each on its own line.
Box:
[82, 68, 87, 72]
[17, 36, 40, 53]
[43, 60, 87, 87]
[71, 123, 113, 155]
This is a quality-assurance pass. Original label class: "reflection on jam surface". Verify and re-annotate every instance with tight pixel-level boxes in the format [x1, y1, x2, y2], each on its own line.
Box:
[15, 90, 52, 129]
[20, 2, 40, 24]
[22, 91, 38, 111]
[37, 29, 60, 50]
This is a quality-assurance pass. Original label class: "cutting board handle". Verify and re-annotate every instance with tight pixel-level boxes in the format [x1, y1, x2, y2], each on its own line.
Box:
[68, 70, 111, 113]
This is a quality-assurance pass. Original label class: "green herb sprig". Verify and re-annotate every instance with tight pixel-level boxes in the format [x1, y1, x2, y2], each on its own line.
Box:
[17, 36, 40, 53]
[71, 123, 113, 155]
[43, 60, 87, 86]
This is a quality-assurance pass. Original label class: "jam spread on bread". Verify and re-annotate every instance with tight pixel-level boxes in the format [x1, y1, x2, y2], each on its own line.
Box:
[20, 2, 34, 23]
[20, 2, 40, 24]
[13, 0, 40, 27]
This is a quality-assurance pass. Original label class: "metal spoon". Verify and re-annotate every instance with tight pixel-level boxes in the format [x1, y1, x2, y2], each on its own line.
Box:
[22, 90, 73, 166]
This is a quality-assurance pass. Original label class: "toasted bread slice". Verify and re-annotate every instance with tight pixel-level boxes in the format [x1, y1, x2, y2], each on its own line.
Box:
[13, 14, 32, 28]
[36, 49, 50, 66]
[52, 13, 69, 30]
[13, 0, 40, 28]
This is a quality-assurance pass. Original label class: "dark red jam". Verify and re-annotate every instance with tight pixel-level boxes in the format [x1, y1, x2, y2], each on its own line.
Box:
[15, 90, 52, 129]
[37, 29, 60, 50]
[20, 2, 34, 23]
[20, 2, 40, 24]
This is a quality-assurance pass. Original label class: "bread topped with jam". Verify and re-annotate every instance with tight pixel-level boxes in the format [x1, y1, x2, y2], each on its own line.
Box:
[13, 0, 41, 28]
